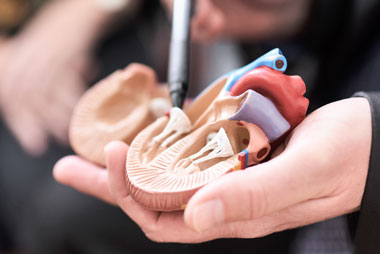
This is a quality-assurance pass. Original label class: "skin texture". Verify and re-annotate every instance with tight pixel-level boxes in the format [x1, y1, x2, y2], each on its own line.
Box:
[0, 0, 114, 155]
[160, 0, 313, 42]
[54, 97, 371, 243]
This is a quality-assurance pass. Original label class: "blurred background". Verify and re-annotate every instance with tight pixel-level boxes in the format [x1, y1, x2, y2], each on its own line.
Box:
[0, 0, 379, 253]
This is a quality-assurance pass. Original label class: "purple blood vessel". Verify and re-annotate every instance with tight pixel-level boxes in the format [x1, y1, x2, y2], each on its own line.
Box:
[229, 90, 290, 142]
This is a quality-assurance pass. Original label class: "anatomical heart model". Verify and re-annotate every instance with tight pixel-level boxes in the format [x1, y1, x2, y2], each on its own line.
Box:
[70, 49, 309, 211]
[126, 49, 308, 211]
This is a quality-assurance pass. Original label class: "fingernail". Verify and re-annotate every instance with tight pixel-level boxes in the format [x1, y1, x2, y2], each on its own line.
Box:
[190, 199, 225, 232]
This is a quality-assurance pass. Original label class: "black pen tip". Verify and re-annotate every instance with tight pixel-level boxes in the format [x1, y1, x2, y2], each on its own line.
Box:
[171, 92, 185, 109]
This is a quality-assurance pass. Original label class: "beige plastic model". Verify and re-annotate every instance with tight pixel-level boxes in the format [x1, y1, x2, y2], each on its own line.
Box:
[127, 77, 270, 211]
[70, 63, 171, 166]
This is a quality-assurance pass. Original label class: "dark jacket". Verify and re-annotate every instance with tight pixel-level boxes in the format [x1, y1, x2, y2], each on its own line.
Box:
[243, 0, 380, 252]
[294, 0, 380, 253]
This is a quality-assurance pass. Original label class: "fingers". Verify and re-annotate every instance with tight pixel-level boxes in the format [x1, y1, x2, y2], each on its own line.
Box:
[115, 197, 224, 243]
[31, 95, 71, 146]
[0, 35, 90, 153]
[228, 194, 354, 240]
[105, 141, 130, 200]
[129, 191, 353, 243]
[191, 0, 224, 42]
[160, 0, 224, 43]
[105, 141, 161, 230]
[179, 192, 351, 241]
[104, 141, 226, 243]
[3, 107, 49, 156]
[116, 195, 161, 235]
[53, 155, 116, 205]
[143, 210, 224, 243]
[35, 71, 85, 145]
[184, 152, 319, 232]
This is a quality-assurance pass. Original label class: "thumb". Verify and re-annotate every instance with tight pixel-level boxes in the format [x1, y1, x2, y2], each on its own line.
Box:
[184, 151, 317, 232]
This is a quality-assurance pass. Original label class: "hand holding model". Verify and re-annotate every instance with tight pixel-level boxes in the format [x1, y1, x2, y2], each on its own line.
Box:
[54, 96, 371, 242]
[53, 46, 371, 242]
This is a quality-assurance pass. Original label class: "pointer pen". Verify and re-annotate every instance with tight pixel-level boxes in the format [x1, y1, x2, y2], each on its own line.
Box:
[168, 0, 193, 109]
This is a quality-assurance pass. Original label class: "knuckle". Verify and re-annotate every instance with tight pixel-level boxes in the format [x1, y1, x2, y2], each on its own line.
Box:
[144, 220, 163, 236]
[148, 222, 160, 233]
[144, 231, 164, 243]
[142, 224, 165, 242]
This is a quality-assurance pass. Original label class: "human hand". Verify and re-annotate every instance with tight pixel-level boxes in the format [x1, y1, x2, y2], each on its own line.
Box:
[161, 0, 312, 43]
[0, 35, 89, 155]
[0, 0, 111, 155]
[54, 97, 371, 243]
